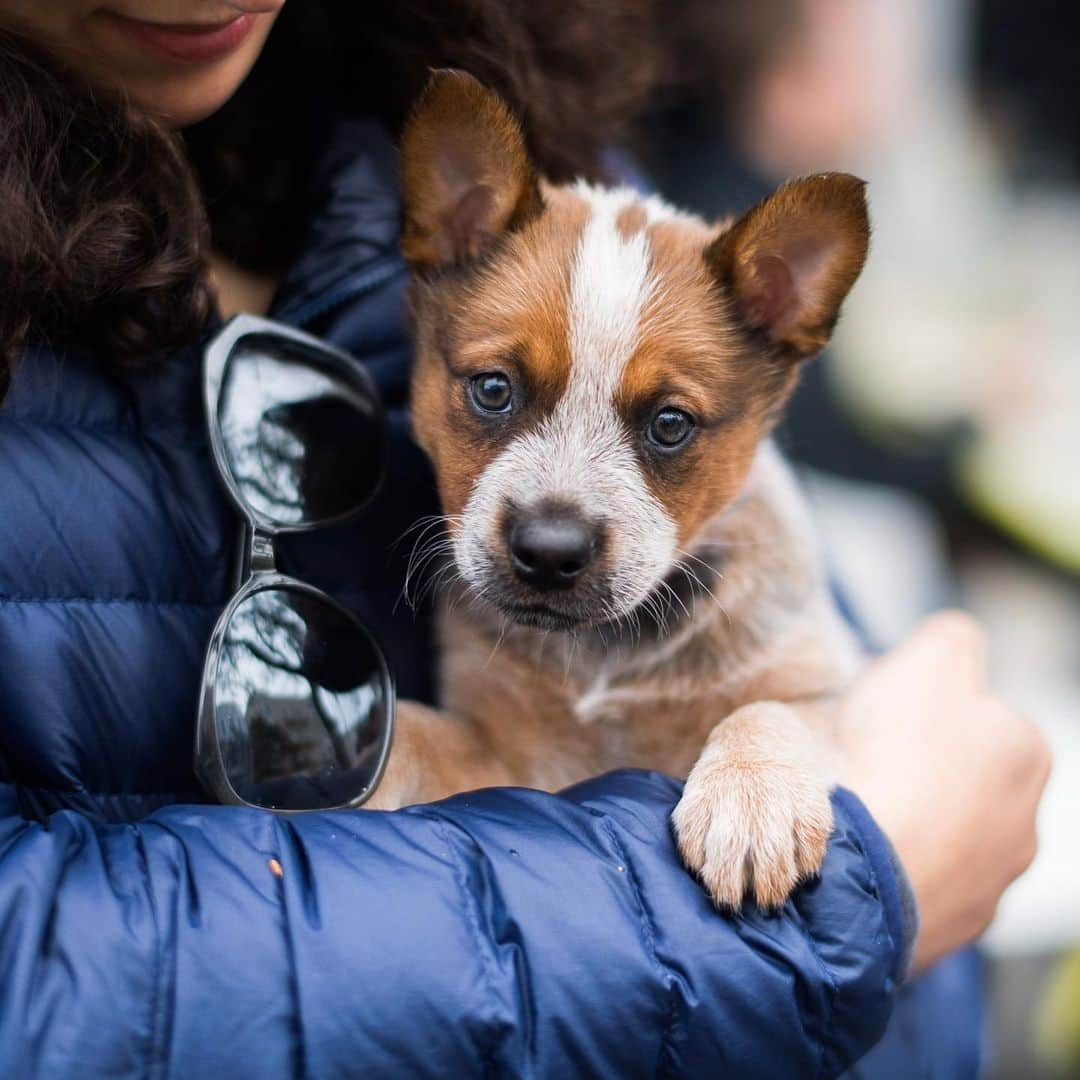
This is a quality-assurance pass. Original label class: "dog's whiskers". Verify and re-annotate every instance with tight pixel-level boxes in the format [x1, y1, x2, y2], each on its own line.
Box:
[562, 628, 580, 683]
[399, 514, 464, 612]
[677, 560, 734, 636]
[483, 615, 510, 669]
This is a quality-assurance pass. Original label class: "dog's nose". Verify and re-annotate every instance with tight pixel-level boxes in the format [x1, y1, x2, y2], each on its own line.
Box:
[508, 512, 598, 591]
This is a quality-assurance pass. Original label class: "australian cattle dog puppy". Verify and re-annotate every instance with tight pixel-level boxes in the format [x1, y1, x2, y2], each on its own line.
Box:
[371, 71, 870, 910]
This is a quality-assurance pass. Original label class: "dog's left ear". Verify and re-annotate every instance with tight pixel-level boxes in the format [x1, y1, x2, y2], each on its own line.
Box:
[400, 69, 542, 275]
[706, 173, 869, 361]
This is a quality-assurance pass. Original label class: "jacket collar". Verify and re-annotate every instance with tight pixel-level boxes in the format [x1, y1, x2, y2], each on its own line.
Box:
[270, 115, 406, 329]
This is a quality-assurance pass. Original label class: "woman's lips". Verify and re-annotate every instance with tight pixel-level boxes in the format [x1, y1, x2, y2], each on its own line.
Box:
[100, 11, 259, 64]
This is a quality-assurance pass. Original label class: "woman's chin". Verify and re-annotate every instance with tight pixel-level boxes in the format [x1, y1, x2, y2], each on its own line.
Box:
[78, 8, 281, 127]
[119, 64, 254, 127]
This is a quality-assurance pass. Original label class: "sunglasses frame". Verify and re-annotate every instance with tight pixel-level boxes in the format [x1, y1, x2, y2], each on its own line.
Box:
[195, 314, 395, 813]
[204, 313, 388, 535]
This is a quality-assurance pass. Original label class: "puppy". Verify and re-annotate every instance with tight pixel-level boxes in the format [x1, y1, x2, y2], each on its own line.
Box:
[371, 71, 869, 910]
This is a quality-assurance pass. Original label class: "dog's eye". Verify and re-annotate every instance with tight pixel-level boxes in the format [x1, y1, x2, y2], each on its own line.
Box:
[470, 372, 513, 414]
[648, 407, 695, 448]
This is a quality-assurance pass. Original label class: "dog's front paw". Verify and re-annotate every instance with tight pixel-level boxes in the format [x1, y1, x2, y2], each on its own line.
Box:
[672, 703, 833, 911]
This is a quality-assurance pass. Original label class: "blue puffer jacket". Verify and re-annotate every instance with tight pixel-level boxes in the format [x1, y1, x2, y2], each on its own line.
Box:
[0, 117, 981, 1078]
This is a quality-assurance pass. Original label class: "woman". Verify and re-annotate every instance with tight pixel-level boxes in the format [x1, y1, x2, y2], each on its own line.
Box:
[0, 2, 1048, 1076]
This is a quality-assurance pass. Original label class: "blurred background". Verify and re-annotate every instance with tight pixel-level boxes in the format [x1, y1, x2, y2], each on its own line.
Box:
[639, 1, 1080, 1076]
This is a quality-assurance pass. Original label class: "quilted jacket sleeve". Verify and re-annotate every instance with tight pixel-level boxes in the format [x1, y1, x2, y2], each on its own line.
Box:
[0, 772, 908, 1079]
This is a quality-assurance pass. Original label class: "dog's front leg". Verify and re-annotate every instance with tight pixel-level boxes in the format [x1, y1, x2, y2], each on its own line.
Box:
[671, 702, 834, 911]
[364, 700, 516, 810]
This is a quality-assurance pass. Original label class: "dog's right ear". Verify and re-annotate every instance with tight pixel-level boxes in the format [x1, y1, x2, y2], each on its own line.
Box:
[400, 70, 542, 275]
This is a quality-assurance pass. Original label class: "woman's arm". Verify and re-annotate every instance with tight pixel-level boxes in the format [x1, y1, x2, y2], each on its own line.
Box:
[0, 774, 905, 1079]
[0, 612, 1044, 1078]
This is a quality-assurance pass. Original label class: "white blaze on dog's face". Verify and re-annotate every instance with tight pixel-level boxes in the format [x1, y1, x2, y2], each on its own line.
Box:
[451, 184, 678, 624]
[402, 72, 869, 630]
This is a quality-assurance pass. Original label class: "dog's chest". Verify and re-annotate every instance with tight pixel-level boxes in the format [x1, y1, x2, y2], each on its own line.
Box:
[437, 609, 740, 782]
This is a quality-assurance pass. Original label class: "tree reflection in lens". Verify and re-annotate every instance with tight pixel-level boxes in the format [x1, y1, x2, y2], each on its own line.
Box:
[216, 339, 384, 528]
[213, 587, 388, 809]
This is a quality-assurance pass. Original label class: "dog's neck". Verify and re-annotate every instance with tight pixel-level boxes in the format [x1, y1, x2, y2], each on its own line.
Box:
[439, 441, 835, 690]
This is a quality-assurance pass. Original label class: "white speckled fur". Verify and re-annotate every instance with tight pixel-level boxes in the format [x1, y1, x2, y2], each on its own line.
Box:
[398, 77, 872, 909]
[456, 183, 678, 615]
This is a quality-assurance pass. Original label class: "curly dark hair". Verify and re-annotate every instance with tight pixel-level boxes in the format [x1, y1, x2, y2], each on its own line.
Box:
[0, 32, 210, 400]
[0, 0, 666, 401]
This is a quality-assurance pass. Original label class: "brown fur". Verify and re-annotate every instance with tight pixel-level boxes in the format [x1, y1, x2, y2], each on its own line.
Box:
[408, 185, 590, 520]
[401, 71, 543, 274]
[706, 173, 870, 361]
[380, 73, 871, 911]
[373, 446, 860, 908]
[617, 214, 794, 543]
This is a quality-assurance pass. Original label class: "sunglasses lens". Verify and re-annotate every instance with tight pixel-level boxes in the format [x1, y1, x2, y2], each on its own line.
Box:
[215, 334, 385, 529]
[211, 586, 392, 810]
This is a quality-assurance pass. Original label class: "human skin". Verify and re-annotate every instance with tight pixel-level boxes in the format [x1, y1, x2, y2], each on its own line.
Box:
[838, 611, 1052, 971]
[0, 0, 285, 126]
[0, 5, 1051, 969]
[0, 1, 286, 307]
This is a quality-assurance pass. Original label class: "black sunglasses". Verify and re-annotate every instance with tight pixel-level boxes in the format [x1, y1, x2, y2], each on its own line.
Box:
[195, 314, 394, 812]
